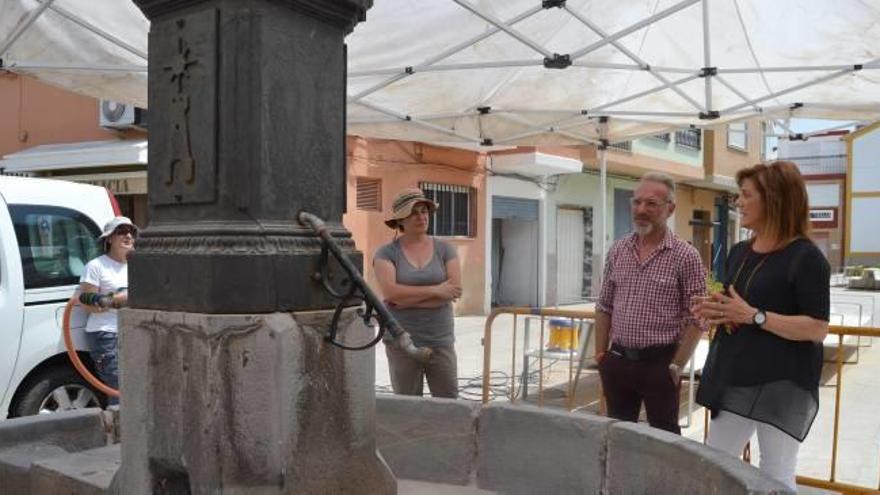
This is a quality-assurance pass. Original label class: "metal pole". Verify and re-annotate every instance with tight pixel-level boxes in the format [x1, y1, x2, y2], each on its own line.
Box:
[721, 60, 879, 114]
[565, 4, 703, 111]
[718, 63, 880, 74]
[0, 0, 56, 58]
[831, 333, 844, 482]
[37, 0, 147, 60]
[353, 100, 483, 144]
[511, 314, 518, 402]
[3, 62, 147, 72]
[451, 0, 552, 58]
[597, 120, 609, 288]
[349, 4, 543, 101]
[570, 0, 701, 60]
[590, 74, 701, 112]
[701, 0, 713, 112]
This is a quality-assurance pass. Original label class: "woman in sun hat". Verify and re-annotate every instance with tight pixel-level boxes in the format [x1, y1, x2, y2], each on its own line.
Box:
[373, 188, 462, 398]
[77, 216, 138, 404]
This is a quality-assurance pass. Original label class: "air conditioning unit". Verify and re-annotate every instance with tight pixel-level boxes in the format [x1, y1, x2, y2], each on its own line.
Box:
[99, 100, 147, 129]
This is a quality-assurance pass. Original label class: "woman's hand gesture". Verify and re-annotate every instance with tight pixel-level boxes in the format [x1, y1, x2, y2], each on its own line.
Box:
[693, 286, 756, 327]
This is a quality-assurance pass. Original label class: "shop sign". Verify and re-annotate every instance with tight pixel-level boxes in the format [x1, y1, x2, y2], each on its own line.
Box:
[71, 175, 148, 195]
[809, 208, 837, 228]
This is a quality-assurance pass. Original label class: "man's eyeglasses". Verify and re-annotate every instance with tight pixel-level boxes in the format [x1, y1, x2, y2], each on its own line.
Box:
[629, 198, 669, 209]
[113, 226, 138, 238]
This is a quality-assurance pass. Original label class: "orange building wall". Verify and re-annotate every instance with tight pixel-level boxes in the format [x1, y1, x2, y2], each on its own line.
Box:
[0, 73, 143, 158]
[674, 184, 719, 269]
[705, 121, 764, 179]
[344, 137, 487, 315]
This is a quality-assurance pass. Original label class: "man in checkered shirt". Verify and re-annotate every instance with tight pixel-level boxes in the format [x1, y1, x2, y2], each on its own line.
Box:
[595, 172, 707, 434]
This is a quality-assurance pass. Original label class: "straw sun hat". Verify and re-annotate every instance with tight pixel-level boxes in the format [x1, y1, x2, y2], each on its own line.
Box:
[384, 188, 438, 229]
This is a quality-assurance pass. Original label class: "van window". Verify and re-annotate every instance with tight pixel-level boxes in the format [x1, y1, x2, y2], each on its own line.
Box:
[9, 205, 102, 289]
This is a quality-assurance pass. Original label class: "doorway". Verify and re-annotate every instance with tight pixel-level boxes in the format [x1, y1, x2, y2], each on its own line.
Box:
[491, 196, 540, 307]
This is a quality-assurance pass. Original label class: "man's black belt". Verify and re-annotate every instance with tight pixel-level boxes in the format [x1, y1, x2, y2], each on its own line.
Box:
[609, 343, 676, 361]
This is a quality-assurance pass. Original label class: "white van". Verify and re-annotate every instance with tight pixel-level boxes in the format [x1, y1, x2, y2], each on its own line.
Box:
[0, 175, 117, 418]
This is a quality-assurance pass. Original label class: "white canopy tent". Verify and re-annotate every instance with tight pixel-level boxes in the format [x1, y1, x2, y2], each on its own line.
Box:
[3, 0, 880, 272]
[3, 0, 880, 142]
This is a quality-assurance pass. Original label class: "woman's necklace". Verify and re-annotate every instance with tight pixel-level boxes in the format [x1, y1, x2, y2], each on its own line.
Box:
[723, 247, 772, 334]
[729, 249, 771, 298]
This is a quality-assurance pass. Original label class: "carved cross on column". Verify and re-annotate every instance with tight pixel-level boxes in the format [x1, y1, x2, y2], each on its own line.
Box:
[163, 23, 198, 195]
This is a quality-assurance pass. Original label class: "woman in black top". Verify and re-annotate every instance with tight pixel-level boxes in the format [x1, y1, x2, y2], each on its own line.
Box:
[693, 161, 830, 491]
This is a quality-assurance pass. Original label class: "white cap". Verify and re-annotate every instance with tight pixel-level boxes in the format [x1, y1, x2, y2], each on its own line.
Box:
[99, 216, 138, 239]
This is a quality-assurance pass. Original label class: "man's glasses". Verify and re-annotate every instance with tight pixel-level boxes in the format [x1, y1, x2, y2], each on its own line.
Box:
[629, 198, 669, 209]
[114, 226, 138, 238]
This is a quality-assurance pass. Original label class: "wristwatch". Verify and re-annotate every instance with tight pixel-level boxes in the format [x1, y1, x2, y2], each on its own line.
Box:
[752, 310, 767, 326]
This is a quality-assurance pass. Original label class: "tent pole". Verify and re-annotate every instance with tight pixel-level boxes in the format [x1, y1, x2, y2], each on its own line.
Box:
[701, 0, 713, 112]
[452, 0, 552, 58]
[349, 4, 543, 101]
[5, 61, 146, 72]
[0, 0, 56, 59]
[591, 74, 700, 112]
[38, 0, 147, 59]
[718, 64, 880, 74]
[721, 59, 880, 114]
[597, 119, 609, 290]
[353, 100, 484, 144]
[714, 75, 761, 112]
[565, 5, 703, 111]
[570, 0, 700, 60]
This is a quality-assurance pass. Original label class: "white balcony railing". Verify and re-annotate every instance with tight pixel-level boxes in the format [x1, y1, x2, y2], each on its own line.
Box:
[779, 154, 847, 175]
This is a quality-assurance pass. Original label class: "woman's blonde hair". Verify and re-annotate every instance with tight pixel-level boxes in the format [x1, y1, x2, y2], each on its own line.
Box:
[735, 160, 810, 246]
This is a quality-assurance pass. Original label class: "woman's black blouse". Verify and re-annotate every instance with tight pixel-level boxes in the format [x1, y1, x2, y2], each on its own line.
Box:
[696, 238, 830, 441]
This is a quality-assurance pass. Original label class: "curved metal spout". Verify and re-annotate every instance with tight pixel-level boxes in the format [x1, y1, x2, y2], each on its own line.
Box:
[298, 211, 432, 363]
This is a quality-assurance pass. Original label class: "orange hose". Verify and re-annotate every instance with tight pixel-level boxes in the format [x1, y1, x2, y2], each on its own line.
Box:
[62, 298, 119, 397]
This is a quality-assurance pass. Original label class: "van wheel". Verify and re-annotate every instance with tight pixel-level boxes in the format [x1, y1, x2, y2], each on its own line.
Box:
[10, 366, 104, 417]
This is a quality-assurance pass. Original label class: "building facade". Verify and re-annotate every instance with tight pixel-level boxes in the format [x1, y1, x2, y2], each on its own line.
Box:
[844, 123, 880, 268]
[0, 74, 148, 227]
[2, 73, 766, 315]
[778, 131, 849, 271]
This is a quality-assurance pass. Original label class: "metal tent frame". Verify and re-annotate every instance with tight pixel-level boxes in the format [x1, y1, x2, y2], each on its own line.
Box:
[3, 0, 880, 277]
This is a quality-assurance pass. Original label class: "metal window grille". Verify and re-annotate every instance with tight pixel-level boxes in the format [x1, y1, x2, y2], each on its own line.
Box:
[419, 182, 475, 237]
[355, 177, 382, 211]
[675, 129, 702, 150]
[650, 133, 671, 142]
[608, 140, 632, 152]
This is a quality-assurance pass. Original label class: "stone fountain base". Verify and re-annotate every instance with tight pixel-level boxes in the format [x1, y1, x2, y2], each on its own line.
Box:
[0, 396, 794, 494]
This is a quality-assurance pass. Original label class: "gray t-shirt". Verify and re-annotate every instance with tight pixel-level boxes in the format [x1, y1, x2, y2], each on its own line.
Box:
[374, 237, 457, 347]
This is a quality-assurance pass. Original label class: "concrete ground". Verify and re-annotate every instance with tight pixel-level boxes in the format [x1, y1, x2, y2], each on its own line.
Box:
[376, 289, 880, 494]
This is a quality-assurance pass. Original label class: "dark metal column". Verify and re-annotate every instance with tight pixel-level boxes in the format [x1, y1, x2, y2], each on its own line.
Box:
[130, 0, 371, 313]
[120, 2, 396, 493]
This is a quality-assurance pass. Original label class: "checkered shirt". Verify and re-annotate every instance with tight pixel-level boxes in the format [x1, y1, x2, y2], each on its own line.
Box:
[596, 230, 708, 348]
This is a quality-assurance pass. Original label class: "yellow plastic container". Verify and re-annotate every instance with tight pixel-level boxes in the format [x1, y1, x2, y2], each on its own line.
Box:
[546, 318, 579, 351]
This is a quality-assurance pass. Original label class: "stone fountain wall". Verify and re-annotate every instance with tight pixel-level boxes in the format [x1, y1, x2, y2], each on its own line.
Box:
[375, 396, 793, 495]
[0, 398, 793, 494]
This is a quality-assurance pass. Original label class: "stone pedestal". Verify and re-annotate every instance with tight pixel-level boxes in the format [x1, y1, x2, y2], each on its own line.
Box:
[124, 0, 388, 491]
[118, 308, 395, 493]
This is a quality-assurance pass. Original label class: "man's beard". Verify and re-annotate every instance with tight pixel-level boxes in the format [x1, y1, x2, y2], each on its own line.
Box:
[633, 221, 653, 236]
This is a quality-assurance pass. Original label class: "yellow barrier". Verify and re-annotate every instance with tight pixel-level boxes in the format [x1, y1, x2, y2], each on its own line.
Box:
[796, 325, 880, 495]
[483, 308, 880, 494]
[481, 307, 597, 410]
